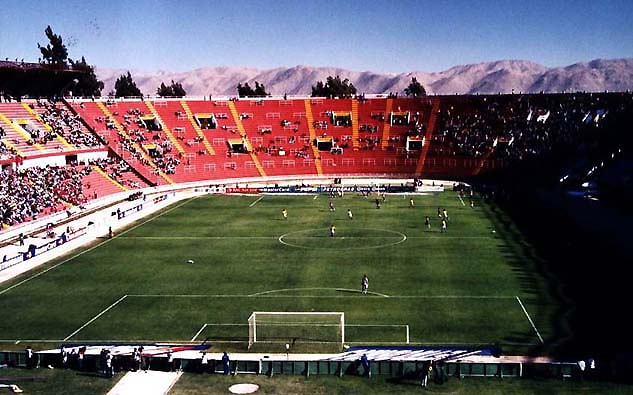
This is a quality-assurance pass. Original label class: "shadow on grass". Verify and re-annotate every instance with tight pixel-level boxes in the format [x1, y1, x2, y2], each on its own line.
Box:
[479, 200, 571, 356]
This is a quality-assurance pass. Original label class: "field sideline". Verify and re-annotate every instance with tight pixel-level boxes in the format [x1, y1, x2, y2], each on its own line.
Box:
[0, 192, 560, 354]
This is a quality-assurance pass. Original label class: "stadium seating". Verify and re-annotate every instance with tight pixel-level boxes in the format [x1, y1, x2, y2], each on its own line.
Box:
[4, 93, 631, 231]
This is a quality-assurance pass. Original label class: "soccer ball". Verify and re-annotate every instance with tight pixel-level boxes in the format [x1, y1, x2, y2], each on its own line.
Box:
[187, 259, 195, 264]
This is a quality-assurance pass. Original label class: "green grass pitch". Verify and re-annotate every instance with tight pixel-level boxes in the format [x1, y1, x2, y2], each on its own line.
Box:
[0, 192, 558, 354]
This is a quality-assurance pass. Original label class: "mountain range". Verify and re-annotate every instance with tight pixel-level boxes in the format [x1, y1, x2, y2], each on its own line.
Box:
[95, 58, 633, 97]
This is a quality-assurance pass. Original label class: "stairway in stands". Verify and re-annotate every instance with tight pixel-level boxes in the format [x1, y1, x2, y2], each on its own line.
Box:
[227, 101, 267, 179]
[380, 98, 393, 149]
[21, 103, 75, 151]
[351, 99, 359, 150]
[179, 101, 215, 155]
[303, 99, 323, 175]
[82, 167, 127, 199]
[96, 102, 174, 185]
[144, 101, 186, 155]
[415, 98, 440, 176]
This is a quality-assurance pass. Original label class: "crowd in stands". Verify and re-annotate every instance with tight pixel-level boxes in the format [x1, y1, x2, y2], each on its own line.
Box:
[0, 155, 146, 229]
[90, 157, 143, 189]
[0, 165, 88, 228]
[97, 105, 181, 175]
[0, 126, 18, 160]
[434, 93, 633, 162]
[34, 100, 102, 148]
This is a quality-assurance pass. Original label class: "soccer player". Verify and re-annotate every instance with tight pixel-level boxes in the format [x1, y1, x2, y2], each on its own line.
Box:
[409, 198, 415, 208]
[375, 198, 381, 209]
[470, 199, 475, 208]
[329, 201, 336, 212]
[443, 208, 448, 220]
[437, 207, 442, 218]
[441, 219, 447, 233]
[282, 208, 288, 219]
[361, 274, 369, 294]
[347, 209, 353, 220]
[425, 216, 431, 230]
[330, 224, 336, 237]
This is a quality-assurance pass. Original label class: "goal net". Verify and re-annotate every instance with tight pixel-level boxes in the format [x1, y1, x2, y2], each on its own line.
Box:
[248, 312, 344, 349]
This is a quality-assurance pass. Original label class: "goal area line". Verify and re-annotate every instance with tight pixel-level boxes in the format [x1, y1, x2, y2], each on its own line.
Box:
[191, 322, 411, 342]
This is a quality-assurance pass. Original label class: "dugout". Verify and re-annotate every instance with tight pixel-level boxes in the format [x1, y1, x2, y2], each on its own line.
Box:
[227, 138, 249, 154]
[390, 111, 410, 126]
[316, 137, 333, 151]
[140, 115, 162, 131]
[194, 113, 217, 129]
[331, 111, 352, 127]
[406, 136, 424, 151]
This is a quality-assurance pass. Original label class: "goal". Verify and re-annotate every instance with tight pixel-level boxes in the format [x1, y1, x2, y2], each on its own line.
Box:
[248, 312, 345, 349]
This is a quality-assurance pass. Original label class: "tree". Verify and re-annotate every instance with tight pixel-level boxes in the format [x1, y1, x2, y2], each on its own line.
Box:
[69, 57, 104, 96]
[237, 81, 268, 97]
[38, 25, 68, 66]
[404, 77, 426, 97]
[311, 75, 356, 98]
[253, 81, 268, 97]
[171, 81, 186, 97]
[156, 80, 187, 97]
[157, 82, 172, 97]
[114, 72, 142, 97]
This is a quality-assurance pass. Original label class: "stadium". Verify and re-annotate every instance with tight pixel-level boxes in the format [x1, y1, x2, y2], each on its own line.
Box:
[1, 3, 633, 395]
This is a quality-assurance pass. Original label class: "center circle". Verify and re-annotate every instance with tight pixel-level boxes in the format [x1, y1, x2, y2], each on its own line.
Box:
[278, 228, 407, 249]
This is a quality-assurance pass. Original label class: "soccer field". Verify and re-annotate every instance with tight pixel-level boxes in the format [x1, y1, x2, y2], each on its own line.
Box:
[0, 192, 558, 353]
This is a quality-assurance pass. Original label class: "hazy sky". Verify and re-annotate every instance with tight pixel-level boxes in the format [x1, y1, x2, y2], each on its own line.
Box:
[1, 0, 632, 73]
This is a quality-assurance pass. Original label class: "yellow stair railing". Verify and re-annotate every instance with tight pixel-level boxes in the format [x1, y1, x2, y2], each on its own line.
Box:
[180, 101, 215, 155]
[227, 101, 267, 179]
[145, 102, 185, 154]
[303, 99, 323, 176]
[97, 102, 174, 184]
[22, 103, 74, 150]
[0, 111, 46, 152]
[92, 165, 128, 191]
[351, 100, 359, 150]
[380, 98, 393, 149]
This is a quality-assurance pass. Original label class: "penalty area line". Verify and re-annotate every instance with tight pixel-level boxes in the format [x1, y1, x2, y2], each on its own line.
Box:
[63, 295, 128, 341]
[516, 296, 544, 344]
[249, 196, 264, 207]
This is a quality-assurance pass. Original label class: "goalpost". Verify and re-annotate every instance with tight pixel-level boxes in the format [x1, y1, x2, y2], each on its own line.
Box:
[248, 312, 345, 349]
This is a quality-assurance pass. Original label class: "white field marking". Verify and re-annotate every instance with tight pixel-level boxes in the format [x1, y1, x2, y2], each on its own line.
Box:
[120, 236, 274, 240]
[0, 197, 197, 296]
[516, 296, 545, 344]
[118, 235, 493, 240]
[125, 293, 511, 299]
[249, 196, 264, 207]
[63, 295, 128, 341]
[249, 287, 390, 298]
[278, 228, 407, 250]
[457, 193, 466, 206]
[0, 339, 537, 347]
[190, 323, 208, 342]
[201, 323, 406, 328]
